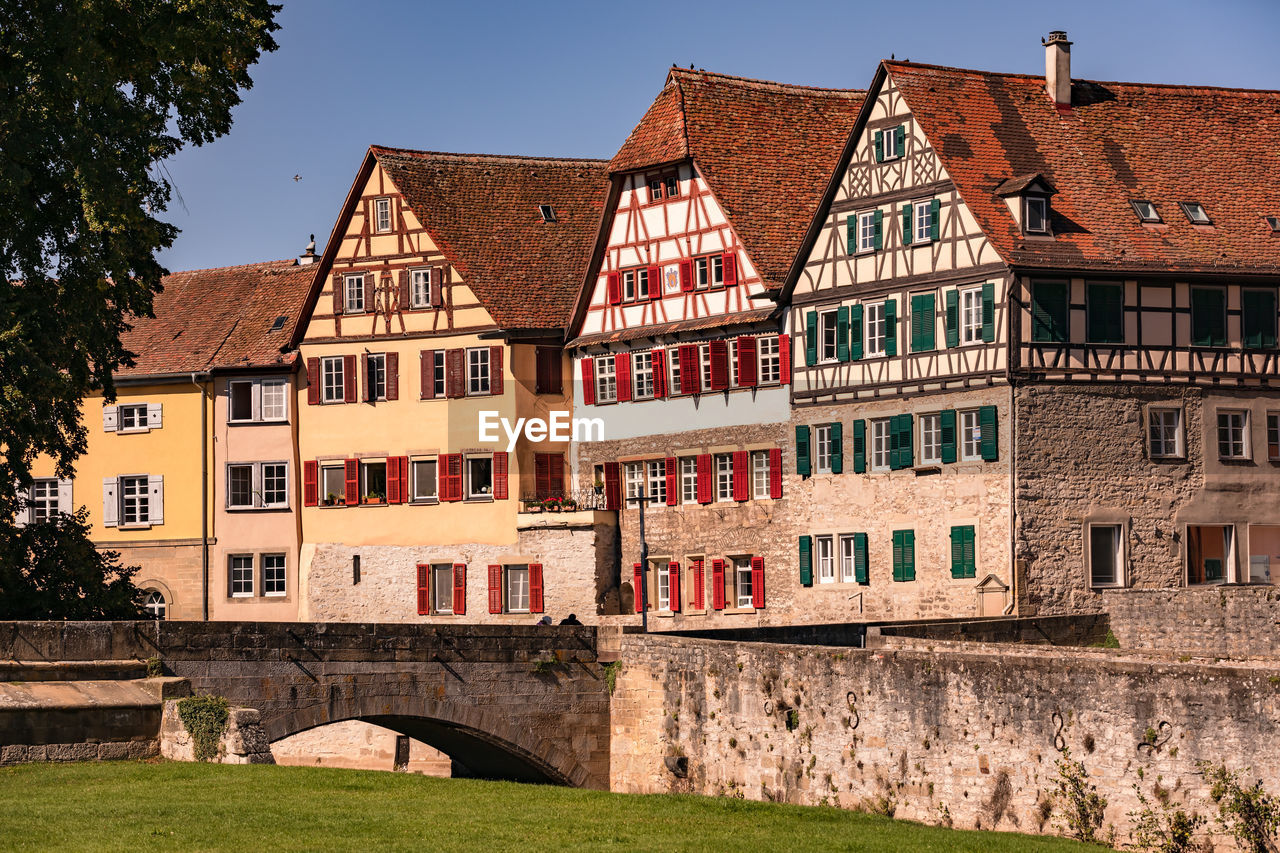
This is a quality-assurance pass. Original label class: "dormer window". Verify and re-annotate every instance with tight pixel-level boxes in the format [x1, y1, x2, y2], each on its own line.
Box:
[1024, 197, 1049, 234]
[538, 204, 555, 223]
[1131, 200, 1162, 223]
[1180, 203, 1211, 225]
[996, 174, 1056, 237]
[648, 178, 663, 202]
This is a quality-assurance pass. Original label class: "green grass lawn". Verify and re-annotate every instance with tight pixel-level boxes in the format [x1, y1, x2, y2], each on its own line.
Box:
[0, 761, 1104, 852]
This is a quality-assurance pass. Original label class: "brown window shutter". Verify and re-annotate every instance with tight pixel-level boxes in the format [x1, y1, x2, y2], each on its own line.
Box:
[398, 270, 410, 309]
[446, 349, 465, 398]
[432, 266, 445, 307]
[332, 273, 344, 315]
[386, 352, 399, 401]
[363, 273, 375, 312]
[306, 358, 320, 405]
[361, 353, 370, 402]
[420, 350, 435, 399]
[343, 354, 357, 403]
[490, 346, 504, 396]
[550, 454, 564, 497]
[493, 451, 508, 500]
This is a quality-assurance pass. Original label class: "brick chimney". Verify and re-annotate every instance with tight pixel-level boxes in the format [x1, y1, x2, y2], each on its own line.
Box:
[1045, 31, 1072, 108]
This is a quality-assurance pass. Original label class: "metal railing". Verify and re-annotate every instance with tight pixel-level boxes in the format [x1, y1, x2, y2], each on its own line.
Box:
[518, 487, 608, 512]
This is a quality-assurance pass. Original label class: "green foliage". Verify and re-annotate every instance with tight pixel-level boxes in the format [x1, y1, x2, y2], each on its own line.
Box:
[1198, 762, 1280, 853]
[177, 695, 230, 763]
[531, 657, 559, 674]
[1048, 746, 1109, 845]
[0, 0, 280, 533]
[1091, 630, 1121, 649]
[602, 661, 622, 695]
[1128, 782, 1205, 853]
[145, 657, 163, 678]
[786, 709, 800, 731]
[0, 508, 143, 619]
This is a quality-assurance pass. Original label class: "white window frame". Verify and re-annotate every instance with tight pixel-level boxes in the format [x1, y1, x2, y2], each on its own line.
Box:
[819, 309, 839, 363]
[757, 335, 780, 385]
[432, 563, 454, 614]
[261, 379, 288, 422]
[700, 344, 712, 391]
[871, 419, 891, 471]
[367, 353, 387, 401]
[751, 451, 770, 500]
[229, 378, 288, 423]
[680, 457, 697, 504]
[1187, 524, 1236, 586]
[1148, 408, 1185, 459]
[227, 464, 254, 510]
[344, 273, 366, 314]
[715, 454, 734, 502]
[1087, 523, 1125, 589]
[1218, 410, 1249, 460]
[657, 562, 671, 611]
[27, 479, 60, 524]
[634, 352, 654, 399]
[431, 351, 446, 398]
[321, 356, 344, 403]
[814, 425, 832, 475]
[465, 455, 493, 499]
[118, 403, 148, 433]
[374, 197, 392, 233]
[411, 458, 438, 502]
[960, 286, 984, 344]
[143, 590, 166, 619]
[667, 350, 681, 395]
[919, 413, 942, 466]
[227, 462, 288, 510]
[913, 199, 934, 243]
[624, 461, 645, 503]
[734, 557, 753, 608]
[320, 465, 345, 506]
[960, 409, 982, 461]
[120, 475, 150, 526]
[816, 535, 835, 584]
[1025, 196, 1049, 234]
[595, 356, 617, 404]
[857, 211, 877, 253]
[865, 301, 886, 357]
[506, 565, 530, 613]
[882, 128, 902, 160]
[839, 534, 858, 583]
[646, 459, 666, 506]
[467, 348, 491, 396]
[263, 553, 287, 597]
[229, 554, 255, 598]
[411, 268, 432, 308]
[360, 459, 388, 503]
[261, 462, 288, 508]
[623, 270, 636, 302]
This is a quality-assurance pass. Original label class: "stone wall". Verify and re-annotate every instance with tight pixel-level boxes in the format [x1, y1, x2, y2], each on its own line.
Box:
[612, 633, 1280, 850]
[159, 701, 274, 764]
[112, 540, 204, 621]
[1104, 586, 1280, 656]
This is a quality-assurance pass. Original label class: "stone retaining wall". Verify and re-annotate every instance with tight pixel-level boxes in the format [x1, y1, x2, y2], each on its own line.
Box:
[1104, 586, 1280, 656]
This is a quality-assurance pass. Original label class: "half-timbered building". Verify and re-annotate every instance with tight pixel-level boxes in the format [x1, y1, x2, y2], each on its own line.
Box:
[785, 33, 1280, 618]
[566, 68, 863, 624]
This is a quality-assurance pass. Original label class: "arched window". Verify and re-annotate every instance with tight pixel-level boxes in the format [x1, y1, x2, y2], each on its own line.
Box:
[143, 590, 166, 620]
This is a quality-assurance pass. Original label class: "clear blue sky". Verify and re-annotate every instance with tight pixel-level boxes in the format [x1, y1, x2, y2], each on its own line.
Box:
[158, 0, 1280, 272]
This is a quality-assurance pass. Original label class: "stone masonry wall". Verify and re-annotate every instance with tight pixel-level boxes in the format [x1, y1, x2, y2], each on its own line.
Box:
[273, 720, 451, 775]
[114, 541, 203, 621]
[1104, 586, 1280, 656]
[612, 633, 1280, 851]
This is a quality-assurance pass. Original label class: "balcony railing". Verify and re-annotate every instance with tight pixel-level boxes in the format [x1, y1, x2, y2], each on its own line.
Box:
[518, 488, 608, 513]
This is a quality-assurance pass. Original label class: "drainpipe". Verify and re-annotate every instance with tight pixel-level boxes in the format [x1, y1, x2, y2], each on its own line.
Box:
[192, 372, 209, 621]
[1005, 279, 1018, 616]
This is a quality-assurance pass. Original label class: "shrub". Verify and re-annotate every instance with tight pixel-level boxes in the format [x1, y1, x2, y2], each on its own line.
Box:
[1049, 746, 1108, 844]
[177, 695, 229, 763]
[1128, 782, 1205, 853]
[1199, 762, 1280, 853]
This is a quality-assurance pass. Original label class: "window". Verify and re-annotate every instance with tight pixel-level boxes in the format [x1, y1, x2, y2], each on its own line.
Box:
[1024, 196, 1049, 233]
[667, 350, 681, 396]
[263, 554, 287, 597]
[647, 459, 666, 506]
[839, 534, 861, 583]
[1190, 287, 1227, 347]
[430, 351, 446, 398]
[24, 479, 58, 523]
[466, 456, 493, 499]
[865, 301, 886, 357]
[119, 403, 148, 431]
[229, 378, 287, 422]
[757, 336, 780, 384]
[262, 463, 287, 507]
[664, 176, 679, 197]
[367, 353, 387, 401]
[321, 465, 345, 506]
[624, 462, 645, 503]
[680, 457, 697, 504]
[622, 270, 636, 301]
[960, 410, 982, 461]
[1269, 414, 1280, 461]
[695, 255, 723, 290]
[1248, 524, 1280, 584]
[857, 211, 877, 253]
[361, 460, 388, 503]
[814, 425, 832, 475]
[751, 451, 770, 499]
[467, 348, 490, 396]
[1187, 525, 1234, 585]
[1085, 282, 1124, 344]
[506, 565, 530, 613]
[595, 356, 617, 404]
[227, 465, 253, 509]
[919, 413, 942, 466]
[1130, 200, 1161, 223]
[432, 564, 454, 613]
[657, 560, 670, 611]
[882, 126, 902, 159]
[1218, 411, 1249, 460]
[411, 269, 433, 308]
[261, 379, 287, 421]
[321, 356, 344, 403]
[345, 274, 366, 313]
[1088, 524, 1123, 587]
[374, 197, 392, 232]
[538, 204, 555, 222]
[142, 590, 166, 620]
[816, 535, 835, 583]
[230, 555, 254, 597]
[819, 309, 839, 363]
[1268, 216, 1280, 234]
[734, 557, 753, 608]
[634, 352, 654, 399]
[1031, 281, 1069, 343]
[960, 287, 984, 344]
[715, 454, 733, 502]
[412, 459, 438, 501]
[120, 475, 149, 526]
[1148, 409, 1184, 459]
[648, 178, 663, 202]
[1180, 202, 1211, 225]
[229, 382, 253, 422]
[913, 199, 934, 243]
[871, 419, 892, 471]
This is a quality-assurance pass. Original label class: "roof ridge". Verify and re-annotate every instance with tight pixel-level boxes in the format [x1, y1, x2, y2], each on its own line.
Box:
[884, 59, 1280, 96]
[371, 146, 607, 166]
[667, 65, 864, 96]
[166, 258, 299, 276]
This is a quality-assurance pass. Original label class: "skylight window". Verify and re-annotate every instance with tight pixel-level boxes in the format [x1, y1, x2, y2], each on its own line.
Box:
[1131, 200, 1162, 223]
[1266, 216, 1280, 234]
[538, 204, 556, 223]
[270, 315, 287, 332]
[1180, 203, 1211, 225]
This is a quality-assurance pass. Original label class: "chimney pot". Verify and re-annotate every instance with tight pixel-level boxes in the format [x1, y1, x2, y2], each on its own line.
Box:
[1045, 31, 1073, 108]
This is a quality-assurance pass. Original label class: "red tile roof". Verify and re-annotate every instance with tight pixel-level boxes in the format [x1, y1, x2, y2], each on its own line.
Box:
[118, 259, 313, 377]
[886, 61, 1280, 276]
[372, 148, 608, 330]
[610, 68, 865, 286]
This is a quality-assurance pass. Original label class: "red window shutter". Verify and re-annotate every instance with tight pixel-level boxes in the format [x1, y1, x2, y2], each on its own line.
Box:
[769, 448, 783, 499]
[386, 352, 399, 401]
[529, 563, 544, 613]
[386, 456, 400, 503]
[488, 564, 503, 614]
[709, 340, 729, 391]
[732, 450, 749, 501]
[392, 456, 409, 503]
[344, 458, 359, 506]
[535, 454, 550, 499]
[647, 265, 661, 300]
[420, 350, 435, 400]
[493, 451, 508, 500]
[398, 270, 410, 309]
[581, 358, 595, 405]
[607, 272, 621, 305]
[303, 461, 318, 506]
[679, 259, 693, 292]
[736, 337, 757, 387]
[452, 563, 466, 615]
[751, 556, 765, 609]
[490, 346, 504, 396]
[363, 275, 374, 312]
[678, 345, 699, 395]
[696, 454, 713, 504]
[343, 354, 357, 403]
[692, 559, 705, 610]
[652, 349, 667, 398]
[361, 353, 371, 402]
[616, 354, 632, 402]
[668, 562, 681, 613]
[723, 252, 738, 288]
[779, 335, 792, 384]
[604, 462, 621, 511]
[633, 563, 644, 613]
[440, 454, 462, 502]
[431, 267, 444, 307]
[332, 272, 344, 316]
[665, 457, 678, 506]
[306, 358, 320, 405]
[446, 349, 465, 398]
[416, 564, 429, 615]
[712, 559, 726, 610]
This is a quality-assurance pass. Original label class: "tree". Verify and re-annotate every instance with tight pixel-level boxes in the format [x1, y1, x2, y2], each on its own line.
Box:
[0, 0, 280, 522]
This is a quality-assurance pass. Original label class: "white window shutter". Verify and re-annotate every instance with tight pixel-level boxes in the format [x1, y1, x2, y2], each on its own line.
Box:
[146, 403, 163, 429]
[57, 479, 73, 516]
[147, 475, 164, 524]
[103, 406, 118, 432]
[251, 382, 262, 422]
[102, 478, 119, 527]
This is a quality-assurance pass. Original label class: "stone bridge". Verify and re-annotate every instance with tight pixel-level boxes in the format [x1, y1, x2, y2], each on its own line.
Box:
[2, 621, 613, 788]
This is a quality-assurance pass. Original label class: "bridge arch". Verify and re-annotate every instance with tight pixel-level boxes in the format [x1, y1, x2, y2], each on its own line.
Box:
[264, 693, 593, 788]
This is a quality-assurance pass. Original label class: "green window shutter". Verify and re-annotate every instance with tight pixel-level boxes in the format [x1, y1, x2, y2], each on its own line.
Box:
[799, 536, 813, 587]
[852, 419, 867, 474]
[963, 526, 976, 578]
[911, 293, 936, 352]
[836, 306, 850, 362]
[873, 131, 884, 163]
[894, 125, 905, 155]
[940, 409, 957, 464]
[891, 531, 903, 582]
[796, 425, 811, 477]
[1242, 289, 1278, 350]
[929, 198, 941, 241]
[901, 530, 915, 581]
[873, 210, 883, 251]
[1031, 281, 1070, 343]
[902, 204, 913, 246]
[945, 289, 960, 348]
[850, 304, 864, 361]
[853, 533, 868, 584]
[1191, 287, 1226, 347]
[1085, 283, 1124, 344]
[884, 298, 897, 356]
[979, 405, 998, 461]
[981, 282, 996, 343]
[900, 413, 914, 468]
[805, 310, 818, 365]
[950, 526, 964, 578]
[846, 217, 857, 255]
[830, 422, 844, 474]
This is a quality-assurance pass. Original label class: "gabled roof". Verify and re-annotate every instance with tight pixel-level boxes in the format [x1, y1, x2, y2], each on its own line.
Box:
[609, 68, 865, 287]
[884, 60, 1280, 275]
[372, 147, 608, 331]
[118, 259, 313, 377]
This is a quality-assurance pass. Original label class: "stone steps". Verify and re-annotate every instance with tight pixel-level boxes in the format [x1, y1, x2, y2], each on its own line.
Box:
[0, 659, 149, 682]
